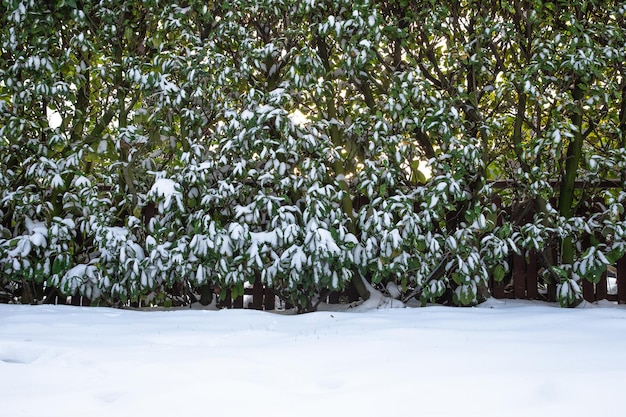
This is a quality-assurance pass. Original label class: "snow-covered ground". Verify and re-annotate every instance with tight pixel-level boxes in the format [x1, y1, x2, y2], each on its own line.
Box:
[2, 299, 626, 417]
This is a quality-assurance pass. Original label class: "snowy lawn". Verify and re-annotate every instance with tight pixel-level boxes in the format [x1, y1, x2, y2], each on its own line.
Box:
[1, 299, 626, 417]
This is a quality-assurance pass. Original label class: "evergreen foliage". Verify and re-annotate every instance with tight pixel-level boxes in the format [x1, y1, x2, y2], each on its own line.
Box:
[1, 0, 625, 309]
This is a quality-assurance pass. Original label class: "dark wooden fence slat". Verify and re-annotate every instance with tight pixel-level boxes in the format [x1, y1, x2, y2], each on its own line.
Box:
[582, 279, 595, 303]
[233, 294, 244, 308]
[513, 254, 526, 298]
[71, 296, 90, 306]
[617, 255, 626, 304]
[546, 248, 558, 302]
[526, 252, 539, 299]
[220, 289, 232, 308]
[596, 272, 608, 301]
[491, 276, 506, 299]
[264, 288, 275, 310]
[251, 280, 263, 310]
[328, 291, 340, 304]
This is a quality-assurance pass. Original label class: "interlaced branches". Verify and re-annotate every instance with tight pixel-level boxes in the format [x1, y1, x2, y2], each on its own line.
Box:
[1, 0, 625, 309]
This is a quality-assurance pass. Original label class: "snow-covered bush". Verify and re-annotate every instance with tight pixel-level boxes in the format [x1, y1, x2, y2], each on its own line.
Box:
[0, 217, 76, 301]
[1, 0, 625, 309]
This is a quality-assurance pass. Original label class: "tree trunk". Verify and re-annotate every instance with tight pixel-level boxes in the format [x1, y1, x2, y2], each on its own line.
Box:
[558, 81, 585, 266]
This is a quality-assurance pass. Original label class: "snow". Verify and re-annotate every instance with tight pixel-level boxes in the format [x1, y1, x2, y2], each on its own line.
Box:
[25, 218, 48, 236]
[250, 231, 278, 246]
[1, 301, 626, 417]
[105, 226, 129, 241]
[240, 109, 254, 121]
[63, 264, 88, 279]
[149, 178, 178, 198]
[28, 232, 47, 248]
[316, 228, 341, 255]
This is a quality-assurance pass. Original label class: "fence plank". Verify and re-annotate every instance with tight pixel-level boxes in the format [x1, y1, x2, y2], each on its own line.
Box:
[251, 280, 263, 310]
[546, 248, 557, 302]
[513, 254, 526, 298]
[220, 289, 232, 308]
[491, 277, 506, 299]
[618, 255, 626, 304]
[526, 252, 539, 299]
[328, 291, 340, 304]
[582, 279, 595, 303]
[233, 294, 244, 308]
[71, 296, 90, 306]
[596, 272, 608, 301]
[264, 288, 276, 310]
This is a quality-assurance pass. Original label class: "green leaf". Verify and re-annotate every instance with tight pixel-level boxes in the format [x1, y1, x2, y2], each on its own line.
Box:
[586, 266, 606, 284]
[219, 287, 229, 302]
[494, 264, 506, 282]
[460, 285, 473, 305]
[119, 293, 128, 304]
[34, 267, 45, 284]
[550, 266, 568, 281]
[606, 248, 624, 264]
[52, 257, 63, 275]
[410, 160, 427, 184]
[231, 283, 244, 299]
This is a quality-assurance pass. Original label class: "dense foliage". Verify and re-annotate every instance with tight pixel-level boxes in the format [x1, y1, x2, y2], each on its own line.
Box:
[1, 0, 625, 310]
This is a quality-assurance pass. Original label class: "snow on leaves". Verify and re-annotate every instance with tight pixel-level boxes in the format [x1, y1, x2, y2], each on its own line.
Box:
[1, 0, 625, 310]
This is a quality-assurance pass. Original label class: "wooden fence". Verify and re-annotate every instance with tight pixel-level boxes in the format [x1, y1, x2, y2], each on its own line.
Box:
[487, 182, 626, 304]
[227, 184, 626, 309]
[219, 253, 626, 309]
[489, 252, 626, 304]
[58, 257, 625, 309]
[45, 183, 626, 308]
[218, 281, 277, 310]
